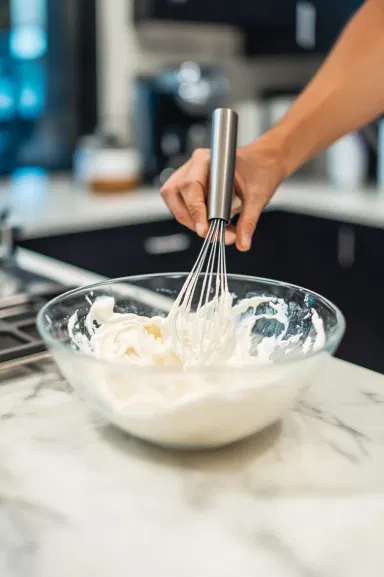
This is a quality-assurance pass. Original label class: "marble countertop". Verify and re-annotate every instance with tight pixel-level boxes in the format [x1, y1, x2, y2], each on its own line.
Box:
[1, 356, 384, 576]
[2, 176, 384, 239]
[1, 243, 383, 575]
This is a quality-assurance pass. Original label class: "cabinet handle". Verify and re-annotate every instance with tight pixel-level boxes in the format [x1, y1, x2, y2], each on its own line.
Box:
[296, 2, 316, 49]
[337, 226, 355, 268]
[143, 233, 191, 255]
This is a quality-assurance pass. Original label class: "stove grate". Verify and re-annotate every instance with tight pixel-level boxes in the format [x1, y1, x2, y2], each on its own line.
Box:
[0, 286, 69, 368]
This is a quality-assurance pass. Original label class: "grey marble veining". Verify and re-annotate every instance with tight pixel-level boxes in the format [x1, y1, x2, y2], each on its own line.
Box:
[0, 358, 383, 577]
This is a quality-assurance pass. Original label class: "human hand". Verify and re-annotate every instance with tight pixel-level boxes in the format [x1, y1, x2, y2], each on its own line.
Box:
[160, 135, 287, 251]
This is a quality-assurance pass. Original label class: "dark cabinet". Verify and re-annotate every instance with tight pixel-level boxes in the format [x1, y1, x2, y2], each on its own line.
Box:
[20, 219, 202, 278]
[263, 212, 342, 298]
[256, 212, 384, 374]
[246, 1, 363, 55]
[134, 1, 364, 55]
[335, 223, 384, 374]
[20, 212, 281, 280]
[226, 212, 282, 279]
[134, 0, 293, 27]
[314, 1, 362, 53]
[20, 210, 384, 373]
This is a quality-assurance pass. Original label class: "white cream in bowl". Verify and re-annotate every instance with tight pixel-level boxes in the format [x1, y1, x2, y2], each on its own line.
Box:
[58, 294, 326, 448]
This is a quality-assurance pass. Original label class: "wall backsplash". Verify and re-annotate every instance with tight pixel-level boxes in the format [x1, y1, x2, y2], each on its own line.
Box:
[97, 0, 323, 141]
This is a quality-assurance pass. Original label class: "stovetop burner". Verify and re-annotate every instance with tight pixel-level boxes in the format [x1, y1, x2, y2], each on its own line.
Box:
[0, 261, 72, 372]
[0, 284, 69, 370]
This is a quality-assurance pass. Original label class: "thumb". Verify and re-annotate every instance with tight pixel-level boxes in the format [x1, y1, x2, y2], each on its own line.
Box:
[236, 194, 264, 251]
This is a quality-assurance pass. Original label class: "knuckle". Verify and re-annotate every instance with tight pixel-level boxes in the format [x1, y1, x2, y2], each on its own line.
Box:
[180, 179, 202, 196]
[191, 196, 205, 206]
[242, 217, 257, 231]
[160, 184, 172, 196]
[161, 185, 178, 199]
[173, 211, 188, 226]
[190, 196, 205, 209]
[178, 178, 192, 190]
[188, 203, 204, 218]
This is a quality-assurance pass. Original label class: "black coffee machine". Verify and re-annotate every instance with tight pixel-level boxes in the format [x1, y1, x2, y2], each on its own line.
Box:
[132, 63, 229, 185]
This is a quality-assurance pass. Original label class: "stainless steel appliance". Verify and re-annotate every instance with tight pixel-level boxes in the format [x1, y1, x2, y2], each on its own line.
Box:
[132, 63, 229, 184]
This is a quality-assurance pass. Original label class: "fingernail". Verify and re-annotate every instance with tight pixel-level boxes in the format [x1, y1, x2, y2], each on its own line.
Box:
[196, 222, 206, 237]
[241, 233, 252, 251]
[225, 229, 236, 245]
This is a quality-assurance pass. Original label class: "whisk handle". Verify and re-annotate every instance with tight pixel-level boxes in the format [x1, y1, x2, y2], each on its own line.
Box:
[208, 108, 238, 223]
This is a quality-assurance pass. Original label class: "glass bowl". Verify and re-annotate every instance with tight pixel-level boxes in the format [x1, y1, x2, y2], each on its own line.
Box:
[37, 273, 345, 449]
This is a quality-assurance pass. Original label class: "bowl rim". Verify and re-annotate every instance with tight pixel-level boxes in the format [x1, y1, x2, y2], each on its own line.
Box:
[37, 272, 346, 373]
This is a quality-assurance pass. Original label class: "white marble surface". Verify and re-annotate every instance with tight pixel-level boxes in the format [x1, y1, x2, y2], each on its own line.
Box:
[2, 176, 384, 239]
[1, 357, 384, 576]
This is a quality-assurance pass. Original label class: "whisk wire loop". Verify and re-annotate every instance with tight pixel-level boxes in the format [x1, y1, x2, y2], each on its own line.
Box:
[169, 218, 231, 365]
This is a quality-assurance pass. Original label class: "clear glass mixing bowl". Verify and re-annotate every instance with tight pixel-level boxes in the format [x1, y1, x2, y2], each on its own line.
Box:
[37, 273, 345, 449]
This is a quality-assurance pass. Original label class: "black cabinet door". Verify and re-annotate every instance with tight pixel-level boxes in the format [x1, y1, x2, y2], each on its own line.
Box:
[21, 212, 281, 279]
[226, 211, 282, 279]
[20, 219, 202, 278]
[135, 0, 363, 55]
[260, 211, 341, 299]
[335, 223, 384, 374]
[267, 212, 384, 374]
[245, 211, 384, 373]
[134, 0, 293, 26]
[20, 210, 384, 373]
[314, 0, 362, 53]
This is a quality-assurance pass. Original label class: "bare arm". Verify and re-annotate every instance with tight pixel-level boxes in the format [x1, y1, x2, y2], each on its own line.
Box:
[161, 0, 384, 251]
[272, 0, 384, 176]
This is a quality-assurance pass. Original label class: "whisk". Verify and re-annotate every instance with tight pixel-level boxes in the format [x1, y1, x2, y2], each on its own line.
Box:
[169, 108, 238, 366]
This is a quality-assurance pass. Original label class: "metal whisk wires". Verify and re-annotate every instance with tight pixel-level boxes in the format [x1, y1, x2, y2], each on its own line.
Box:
[169, 218, 229, 365]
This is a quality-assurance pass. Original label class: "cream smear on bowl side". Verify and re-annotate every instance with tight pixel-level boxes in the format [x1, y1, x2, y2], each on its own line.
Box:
[68, 294, 325, 370]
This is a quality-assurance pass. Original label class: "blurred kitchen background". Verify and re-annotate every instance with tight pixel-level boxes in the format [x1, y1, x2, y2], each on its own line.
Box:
[2, 0, 384, 374]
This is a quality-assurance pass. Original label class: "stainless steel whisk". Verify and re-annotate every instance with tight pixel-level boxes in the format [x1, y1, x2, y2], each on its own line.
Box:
[170, 108, 238, 365]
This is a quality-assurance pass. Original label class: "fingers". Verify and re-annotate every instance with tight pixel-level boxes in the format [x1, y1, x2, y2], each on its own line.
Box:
[224, 224, 237, 245]
[161, 189, 195, 231]
[179, 148, 210, 236]
[235, 192, 264, 251]
[161, 147, 270, 252]
[160, 149, 210, 237]
[160, 162, 192, 229]
[231, 193, 242, 218]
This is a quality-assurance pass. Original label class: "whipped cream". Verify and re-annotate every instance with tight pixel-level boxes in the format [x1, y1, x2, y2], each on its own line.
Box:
[68, 294, 325, 369]
[63, 292, 328, 447]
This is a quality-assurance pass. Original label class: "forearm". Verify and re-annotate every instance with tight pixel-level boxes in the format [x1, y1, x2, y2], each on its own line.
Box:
[264, 0, 384, 177]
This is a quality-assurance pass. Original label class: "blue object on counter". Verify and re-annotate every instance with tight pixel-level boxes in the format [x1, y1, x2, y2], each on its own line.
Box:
[10, 166, 48, 221]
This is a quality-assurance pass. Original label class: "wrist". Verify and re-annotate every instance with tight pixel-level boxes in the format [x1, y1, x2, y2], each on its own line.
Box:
[245, 127, 293, 184]
[265, 122, 306, 179]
